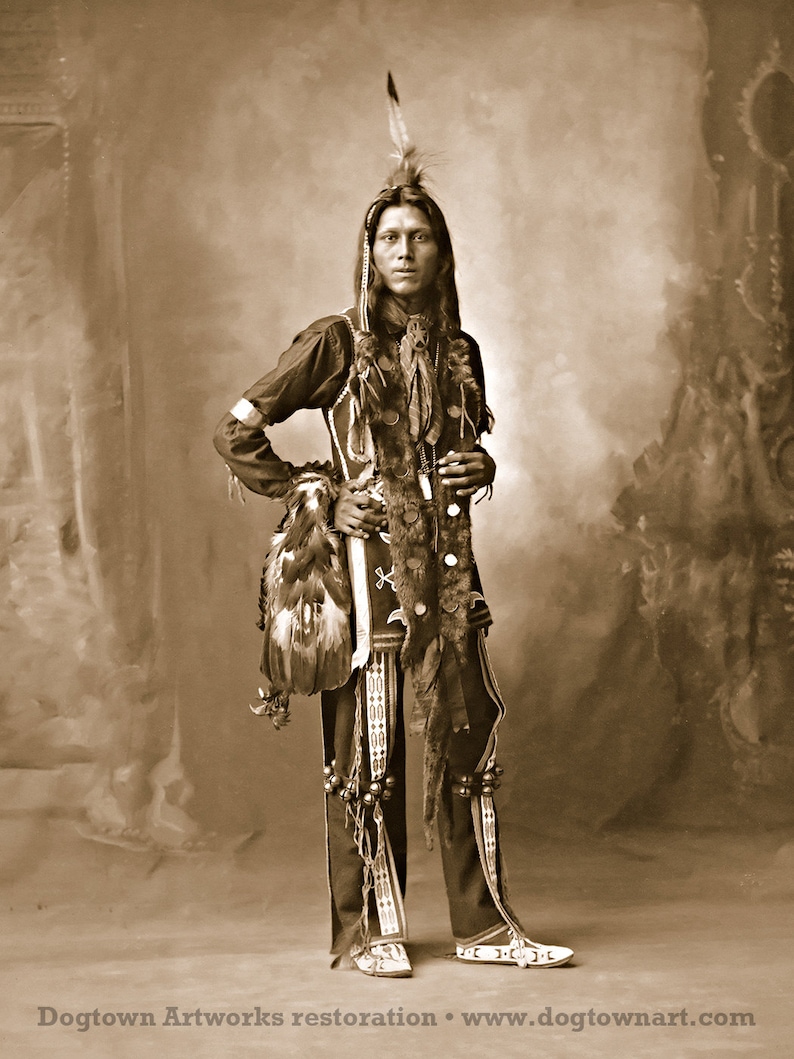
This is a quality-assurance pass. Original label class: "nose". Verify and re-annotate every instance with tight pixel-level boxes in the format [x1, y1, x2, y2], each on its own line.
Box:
[396, 235, 413, 260]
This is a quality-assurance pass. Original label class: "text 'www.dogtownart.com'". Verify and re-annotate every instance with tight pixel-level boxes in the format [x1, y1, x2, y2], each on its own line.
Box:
[37, 1006, 756, 1033]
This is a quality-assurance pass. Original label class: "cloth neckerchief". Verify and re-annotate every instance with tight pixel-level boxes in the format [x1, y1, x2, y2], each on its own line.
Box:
[379, 296, 443, 446]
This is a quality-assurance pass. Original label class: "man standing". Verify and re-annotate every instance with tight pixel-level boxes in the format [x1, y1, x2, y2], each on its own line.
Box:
[214, 82, 573, 978]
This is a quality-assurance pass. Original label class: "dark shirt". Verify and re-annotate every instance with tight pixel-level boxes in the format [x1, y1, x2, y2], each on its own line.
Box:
[213, 316, 351, 497]
[213, 314, 487, 497]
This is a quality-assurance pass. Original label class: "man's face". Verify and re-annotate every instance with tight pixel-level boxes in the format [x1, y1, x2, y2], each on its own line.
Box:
[371, 204, 439, 308]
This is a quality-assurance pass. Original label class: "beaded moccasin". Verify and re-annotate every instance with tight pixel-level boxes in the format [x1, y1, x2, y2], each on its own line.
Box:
[351, 942, 413, 978]
[456, 936, 573, 968]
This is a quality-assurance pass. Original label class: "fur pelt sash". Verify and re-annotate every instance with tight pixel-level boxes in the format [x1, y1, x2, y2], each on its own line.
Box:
[345, 317, 486, 844]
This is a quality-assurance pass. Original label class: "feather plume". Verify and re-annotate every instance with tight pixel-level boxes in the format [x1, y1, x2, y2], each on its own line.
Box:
[385, 72, 425, 187]
[387, 72, 410, 159]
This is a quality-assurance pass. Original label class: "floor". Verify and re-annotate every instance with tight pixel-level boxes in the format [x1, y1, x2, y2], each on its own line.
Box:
[1, 812, 792, 1059]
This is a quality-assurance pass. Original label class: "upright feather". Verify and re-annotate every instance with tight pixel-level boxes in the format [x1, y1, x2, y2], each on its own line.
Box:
[385, 72, 424, 186]
[387, 72, 410, 161]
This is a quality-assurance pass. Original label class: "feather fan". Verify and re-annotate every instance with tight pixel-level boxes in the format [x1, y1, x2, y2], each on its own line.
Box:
[258, 467, 352, 700]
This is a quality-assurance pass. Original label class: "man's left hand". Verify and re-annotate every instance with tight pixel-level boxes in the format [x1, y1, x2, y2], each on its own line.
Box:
[437, 449, 496, 497]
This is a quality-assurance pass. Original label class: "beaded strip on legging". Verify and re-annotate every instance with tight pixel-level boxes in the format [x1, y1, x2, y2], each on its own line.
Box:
[344, 651, 407, 949]
[465, 630, 537, 953]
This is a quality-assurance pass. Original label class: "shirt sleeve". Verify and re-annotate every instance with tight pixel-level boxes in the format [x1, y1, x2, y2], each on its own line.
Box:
[460, 331, 491, 437]
[213, 316, 351, 498]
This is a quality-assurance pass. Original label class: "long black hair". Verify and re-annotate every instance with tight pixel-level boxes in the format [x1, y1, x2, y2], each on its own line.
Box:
[354, 183, 461, 336]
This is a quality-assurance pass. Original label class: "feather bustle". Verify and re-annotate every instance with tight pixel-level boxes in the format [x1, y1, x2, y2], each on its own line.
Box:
[258, 466, 353, 699]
